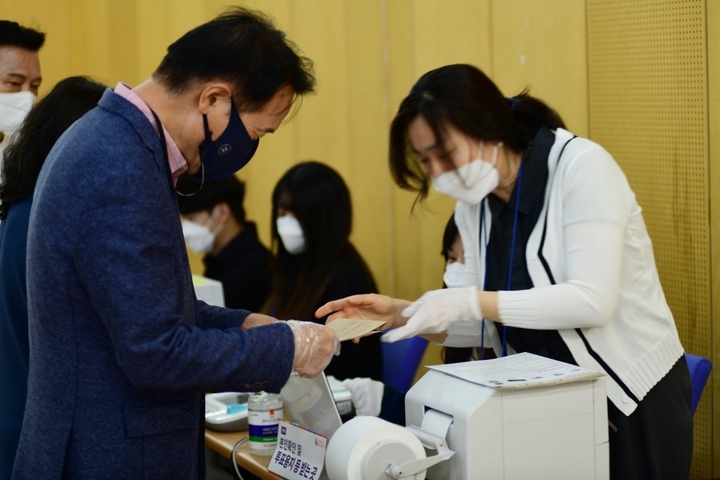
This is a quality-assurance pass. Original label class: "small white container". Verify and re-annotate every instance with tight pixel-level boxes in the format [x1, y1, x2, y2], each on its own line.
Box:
[247, 392, 283, 456]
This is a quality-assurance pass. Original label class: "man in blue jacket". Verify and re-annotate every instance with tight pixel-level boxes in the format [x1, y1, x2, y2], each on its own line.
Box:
[12, 8, 338, 479]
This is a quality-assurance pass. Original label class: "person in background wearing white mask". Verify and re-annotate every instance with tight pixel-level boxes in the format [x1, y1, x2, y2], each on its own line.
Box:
[264, 161, 383, 382]
[433, 214, 494, 364]
[177, 175, 273, 311]
[441, 215, 465, 290]
[423, 214, 495, 363]
[0, 20, 44, 230]
[0, 21, 44, 163]
[266, 161, 410, 426]
[317, 64, 691, 480]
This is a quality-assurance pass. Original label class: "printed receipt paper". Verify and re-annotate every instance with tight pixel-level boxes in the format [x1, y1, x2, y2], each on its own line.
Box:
[327, 318, 386, 342]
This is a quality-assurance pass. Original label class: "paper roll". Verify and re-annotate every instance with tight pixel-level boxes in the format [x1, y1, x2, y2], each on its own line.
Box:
[325, 416, 426, 480]
[420, 409, 453, 440]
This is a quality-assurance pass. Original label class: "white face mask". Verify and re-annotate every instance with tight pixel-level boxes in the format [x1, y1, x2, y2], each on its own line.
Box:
[443, 262, 466, 289]
[181, 210, 222, 254]
[277, 215, 306, 255]
[0, 90, 36, 159]
[432, 141, 501, 205]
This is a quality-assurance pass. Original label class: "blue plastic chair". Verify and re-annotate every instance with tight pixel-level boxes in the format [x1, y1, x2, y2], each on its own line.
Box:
[684, 353, 712, 415]
[382, 336, 429, 393]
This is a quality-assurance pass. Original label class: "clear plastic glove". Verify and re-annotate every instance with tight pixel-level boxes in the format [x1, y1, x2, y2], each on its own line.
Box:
[382, 286, 481, 343]
[285, 320, 341, 378]
[241, 313, 277, 330]
[341, 377, 384, 417]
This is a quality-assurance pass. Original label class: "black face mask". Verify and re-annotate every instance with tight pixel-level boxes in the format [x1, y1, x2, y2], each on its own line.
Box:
[197, 97, 259, 180]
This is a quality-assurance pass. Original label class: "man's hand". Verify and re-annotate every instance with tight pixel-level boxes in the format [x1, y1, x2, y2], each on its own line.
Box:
[285, 320, 340, 378]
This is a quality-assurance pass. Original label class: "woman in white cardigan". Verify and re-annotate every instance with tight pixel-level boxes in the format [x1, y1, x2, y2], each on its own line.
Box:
[317, 64, 692, 479]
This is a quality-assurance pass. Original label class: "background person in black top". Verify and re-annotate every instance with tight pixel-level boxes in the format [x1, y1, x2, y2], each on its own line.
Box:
[431, 214, 496, 364]
[264, 161, 382, 381]
[177, 175, 273, 312]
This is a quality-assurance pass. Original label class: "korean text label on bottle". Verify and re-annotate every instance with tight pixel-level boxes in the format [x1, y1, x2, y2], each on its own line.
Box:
[248, 392, 283, 456]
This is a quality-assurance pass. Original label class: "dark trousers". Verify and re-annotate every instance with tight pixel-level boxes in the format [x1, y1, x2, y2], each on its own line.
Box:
[607, 355, 693, 480]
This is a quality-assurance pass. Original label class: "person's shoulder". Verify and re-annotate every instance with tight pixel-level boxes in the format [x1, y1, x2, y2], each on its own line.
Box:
[553, 129, 608, 160]
[41, 103, 162, 195]
[327, 247, 377, 292]
[551, 129, 618, 176]
[0, 195, 32, 240]
[225, 223, 272, 258]
[5, 194, 33, 217]
[48, 109, 151, 177]
[0, 196, 33, 268]
[334, 247, 368, 273]
[57, 90, 157, 159]
[241, 223, 269, 248]
[78, 102, 152, 151]
[96, 88, 153, 131]
[550, 131, 634, 212]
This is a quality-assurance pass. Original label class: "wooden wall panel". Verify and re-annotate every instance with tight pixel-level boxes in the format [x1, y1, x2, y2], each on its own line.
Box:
[587, 1, 711, 477]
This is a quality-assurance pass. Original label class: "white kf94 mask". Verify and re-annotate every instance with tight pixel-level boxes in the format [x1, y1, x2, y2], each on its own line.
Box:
[432, 142, 502, 205]
[277, 215, 306, 254]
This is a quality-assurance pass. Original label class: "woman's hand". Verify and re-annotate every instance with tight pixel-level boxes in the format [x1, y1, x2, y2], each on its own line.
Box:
[383, 287, 482, 342]
[315, 294, 411, 330]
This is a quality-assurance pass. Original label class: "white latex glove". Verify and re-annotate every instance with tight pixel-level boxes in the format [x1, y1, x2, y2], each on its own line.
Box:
[285, 320, 341, 378]
[341, 377, 384, 417]
[382, 286, 481, 343]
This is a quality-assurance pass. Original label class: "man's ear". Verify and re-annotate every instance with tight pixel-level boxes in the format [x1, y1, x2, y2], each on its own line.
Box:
[216, 202, 231, 221]
[198, 83, 233, 115]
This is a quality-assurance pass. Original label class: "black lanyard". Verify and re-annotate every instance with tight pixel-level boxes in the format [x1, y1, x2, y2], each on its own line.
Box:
[149, 109, 176, 191]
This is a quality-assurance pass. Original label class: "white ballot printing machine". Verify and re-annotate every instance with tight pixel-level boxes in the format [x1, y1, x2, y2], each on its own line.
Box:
[326, 353, 609, 480]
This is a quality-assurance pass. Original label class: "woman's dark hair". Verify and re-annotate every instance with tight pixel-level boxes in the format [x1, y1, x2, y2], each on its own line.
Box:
[0, 20, 45, 51]
[265, 161, 375, 320]
[0, 76, 106, 219]
[389, 64, 565, 202]
[176, 175, 247, 224]
[441, 214, 459, 262]
[154, 6, 315, 113]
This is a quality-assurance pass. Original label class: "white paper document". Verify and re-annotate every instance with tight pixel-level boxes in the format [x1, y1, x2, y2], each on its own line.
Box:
[326, 318, 386, 342]
[428, 352, 603, 390]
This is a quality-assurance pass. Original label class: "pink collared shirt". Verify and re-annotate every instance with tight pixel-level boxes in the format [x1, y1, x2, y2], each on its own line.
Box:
[114, 83, 188, 185]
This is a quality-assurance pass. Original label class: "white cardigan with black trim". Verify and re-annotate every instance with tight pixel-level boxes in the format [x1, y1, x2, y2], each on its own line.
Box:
[449, 128, 684, 416]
